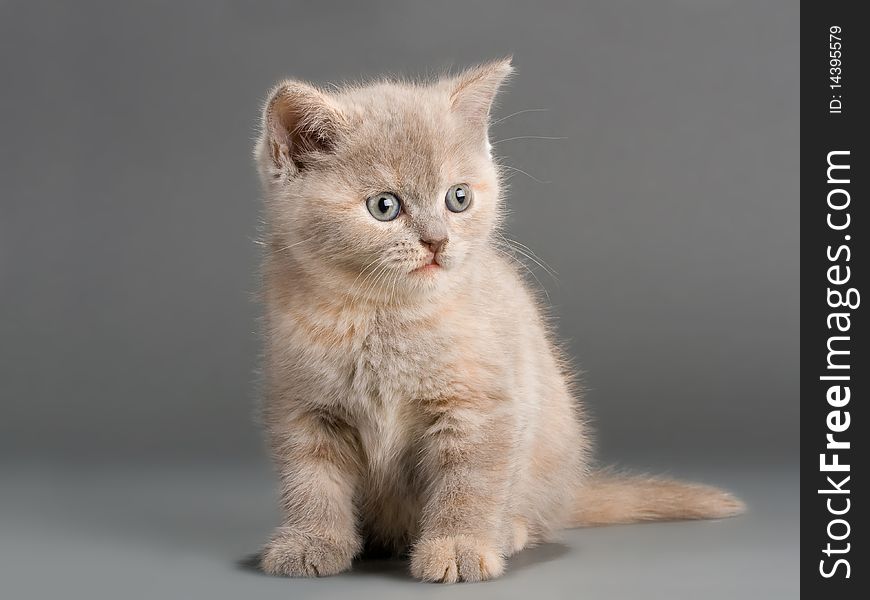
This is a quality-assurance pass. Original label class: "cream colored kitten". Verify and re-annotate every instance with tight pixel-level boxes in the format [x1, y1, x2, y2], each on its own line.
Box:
[253, 58, 743, 583]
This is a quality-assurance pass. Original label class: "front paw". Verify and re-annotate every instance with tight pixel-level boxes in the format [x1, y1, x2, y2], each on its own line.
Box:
[410, 535, 505, 583]
[261, 526, 360, 577]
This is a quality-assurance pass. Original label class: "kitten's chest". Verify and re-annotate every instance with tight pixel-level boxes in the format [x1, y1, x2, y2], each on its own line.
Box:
[347, 321, 449, 471]
[353, 323, 447, 398]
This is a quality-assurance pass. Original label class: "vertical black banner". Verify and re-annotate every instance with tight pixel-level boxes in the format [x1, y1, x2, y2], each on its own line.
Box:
[802, 1, 866, 596]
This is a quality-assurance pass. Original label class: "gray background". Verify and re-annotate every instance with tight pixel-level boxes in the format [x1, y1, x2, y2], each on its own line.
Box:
[0, 1, 798, 598]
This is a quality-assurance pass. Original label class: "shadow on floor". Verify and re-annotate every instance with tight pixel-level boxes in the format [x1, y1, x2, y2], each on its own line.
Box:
[237, 541, 570, 582]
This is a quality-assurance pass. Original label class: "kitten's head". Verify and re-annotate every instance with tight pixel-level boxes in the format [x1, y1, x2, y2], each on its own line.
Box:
[256, 59, 512, 303]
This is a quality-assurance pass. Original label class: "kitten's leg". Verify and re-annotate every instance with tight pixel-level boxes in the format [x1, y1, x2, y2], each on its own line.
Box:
[261, 408, 362, 577]
[410, 398, 514, 583]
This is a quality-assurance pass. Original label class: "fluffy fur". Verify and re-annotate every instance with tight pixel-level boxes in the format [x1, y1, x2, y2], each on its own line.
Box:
[253, 58, 744, 583]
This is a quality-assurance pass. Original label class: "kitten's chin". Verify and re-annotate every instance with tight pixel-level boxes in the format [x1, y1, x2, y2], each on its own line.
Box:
[403, 263, 453, 297]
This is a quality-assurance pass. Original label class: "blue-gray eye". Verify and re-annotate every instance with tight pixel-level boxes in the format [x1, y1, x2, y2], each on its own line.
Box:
[445, 184, 472, 213]
[367, 192, 401, 221]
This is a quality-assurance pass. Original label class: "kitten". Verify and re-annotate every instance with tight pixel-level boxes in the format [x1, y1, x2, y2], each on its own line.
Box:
[253, 58, 744, 583]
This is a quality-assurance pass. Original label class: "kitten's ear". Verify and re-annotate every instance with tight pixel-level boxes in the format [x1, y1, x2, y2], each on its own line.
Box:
[445, 57, 514, 129]
[260, 80, 347, 173]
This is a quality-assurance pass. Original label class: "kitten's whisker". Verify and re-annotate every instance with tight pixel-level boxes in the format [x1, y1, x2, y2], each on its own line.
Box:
[382, 265, 397, 306]
[500, 236, 558, 277]
[386, 267, 401, 306]
[494, 245, 550, 302]
[494, 237, 553, 277]
[498, 164, 550, 185]
[490, 108, 549, 127]
[275, 236, 318, 254]
[499, 252, 547, 297]
[491, 135, 566, 145]
[349, 258, 382, 294]
[376, 266, 397, 304]
[350, 261, 388, 306]
[504, 244, 558, 281]
[345, 258, 384, 308]
[346, 261, 383, 308]
[382, 265, 401, 303]
[364, 262, 393, 304]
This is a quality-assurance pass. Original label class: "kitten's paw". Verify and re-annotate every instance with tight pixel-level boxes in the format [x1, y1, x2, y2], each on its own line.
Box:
[410, 535, 505, 583]
[261, 527, 359, 577]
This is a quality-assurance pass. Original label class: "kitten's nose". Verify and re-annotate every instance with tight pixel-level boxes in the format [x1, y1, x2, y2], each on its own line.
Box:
[420, 235, 448, 254]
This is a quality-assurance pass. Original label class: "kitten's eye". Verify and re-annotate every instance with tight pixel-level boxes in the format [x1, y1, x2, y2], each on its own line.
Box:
[445, 184, 472, 213]
[366, 192, 402, 221]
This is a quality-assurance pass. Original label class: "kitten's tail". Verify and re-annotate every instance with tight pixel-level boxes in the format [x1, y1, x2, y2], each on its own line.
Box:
[569, 470, 745, 527]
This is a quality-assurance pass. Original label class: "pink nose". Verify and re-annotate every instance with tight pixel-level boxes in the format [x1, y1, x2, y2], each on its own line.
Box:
[421, 236, 448, 254]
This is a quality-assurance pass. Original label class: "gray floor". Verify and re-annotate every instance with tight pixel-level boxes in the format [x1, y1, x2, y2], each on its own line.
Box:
[1, 460, 798, 600]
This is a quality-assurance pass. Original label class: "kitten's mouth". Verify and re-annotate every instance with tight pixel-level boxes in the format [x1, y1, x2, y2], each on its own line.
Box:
[411, 258, 441, 274]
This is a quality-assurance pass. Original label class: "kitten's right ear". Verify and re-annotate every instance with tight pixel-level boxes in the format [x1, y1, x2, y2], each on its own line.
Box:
[260, 80, 347, 174]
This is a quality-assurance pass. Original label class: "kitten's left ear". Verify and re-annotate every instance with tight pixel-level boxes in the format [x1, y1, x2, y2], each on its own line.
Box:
[445, 57, 514, 129]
